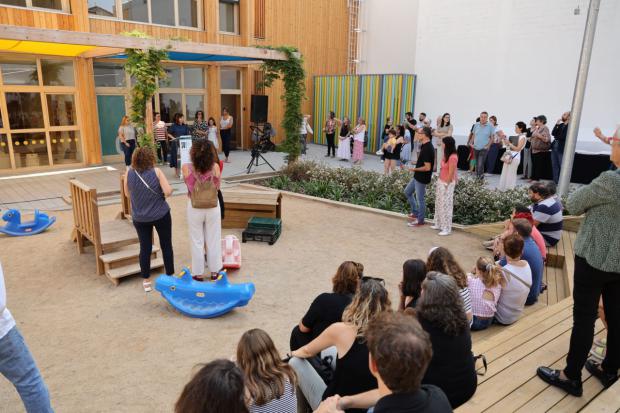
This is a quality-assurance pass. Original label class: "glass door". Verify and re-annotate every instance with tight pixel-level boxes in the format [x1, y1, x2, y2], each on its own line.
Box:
[96, 95, 126, 157]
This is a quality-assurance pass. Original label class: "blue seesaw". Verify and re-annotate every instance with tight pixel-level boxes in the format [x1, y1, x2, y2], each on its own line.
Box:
[0, 209, 56, 236]
[155, 267, 255, 319]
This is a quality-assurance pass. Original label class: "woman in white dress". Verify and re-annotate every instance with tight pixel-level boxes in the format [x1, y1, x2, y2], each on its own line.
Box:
[206, 117, 219, 150]
[498, 121, 527, 191]
[336, 117, 352, 161]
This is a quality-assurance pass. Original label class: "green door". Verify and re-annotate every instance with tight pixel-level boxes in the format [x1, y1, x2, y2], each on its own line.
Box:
[96, 95, 126, 156]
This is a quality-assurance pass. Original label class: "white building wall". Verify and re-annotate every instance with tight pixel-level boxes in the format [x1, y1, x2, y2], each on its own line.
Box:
[359, 0, 620, 149]
[356, 0, 419, 75]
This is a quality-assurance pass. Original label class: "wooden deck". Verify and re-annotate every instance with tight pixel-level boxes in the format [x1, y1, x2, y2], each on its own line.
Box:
[459, 220, 618, 413]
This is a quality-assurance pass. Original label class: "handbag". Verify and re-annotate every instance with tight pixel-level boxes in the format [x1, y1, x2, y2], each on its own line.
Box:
[501, 151, 518, 164]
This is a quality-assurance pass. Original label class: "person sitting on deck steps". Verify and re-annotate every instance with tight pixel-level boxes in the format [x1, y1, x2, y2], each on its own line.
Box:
[494, 234, 532, 325]
[468, 257, 506, 331]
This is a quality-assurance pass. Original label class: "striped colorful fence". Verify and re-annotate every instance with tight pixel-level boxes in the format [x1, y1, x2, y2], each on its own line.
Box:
[313, 74, 416, 152]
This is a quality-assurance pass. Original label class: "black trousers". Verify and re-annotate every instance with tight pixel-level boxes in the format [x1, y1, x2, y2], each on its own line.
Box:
[326, 133, 335, 156]
[564, 255, 620, 380]
[133, 211, 175, 279]
[221, 129, 232, 158]
[156, 140, 168, 163]
[123, 139, 136, 166]
[530, 151, 551, 181]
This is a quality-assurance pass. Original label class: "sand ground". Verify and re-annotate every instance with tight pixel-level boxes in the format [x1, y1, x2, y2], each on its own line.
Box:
[0, 193, 486, 412]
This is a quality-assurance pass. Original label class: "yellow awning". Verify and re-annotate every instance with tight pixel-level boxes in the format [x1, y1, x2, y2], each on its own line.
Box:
[0, 39, 95, 57]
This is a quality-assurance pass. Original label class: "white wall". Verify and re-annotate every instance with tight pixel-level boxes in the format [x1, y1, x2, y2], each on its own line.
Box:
[356, 0, 419, 75]
[360, 0, 620, 150]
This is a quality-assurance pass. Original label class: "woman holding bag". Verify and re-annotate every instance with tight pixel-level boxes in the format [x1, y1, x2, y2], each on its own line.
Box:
[498, 122, 527, 190]
[182, 139, 222, 281]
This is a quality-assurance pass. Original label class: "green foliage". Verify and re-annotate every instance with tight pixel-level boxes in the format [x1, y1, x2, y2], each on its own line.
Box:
[261, 161, 534, 225]
[122, 31, 169, 149]
[258, 46, 306, 162]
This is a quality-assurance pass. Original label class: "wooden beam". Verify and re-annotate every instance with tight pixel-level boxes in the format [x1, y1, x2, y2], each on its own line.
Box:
[0, 24, 288, 61]
[79, 47, 125, 59]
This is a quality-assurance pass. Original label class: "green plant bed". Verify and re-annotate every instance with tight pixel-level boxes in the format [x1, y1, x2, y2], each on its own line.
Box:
[260, 161, 533, 225]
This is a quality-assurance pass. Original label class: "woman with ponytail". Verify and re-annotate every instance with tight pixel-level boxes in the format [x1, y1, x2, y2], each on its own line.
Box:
[468, 257, 506, 330]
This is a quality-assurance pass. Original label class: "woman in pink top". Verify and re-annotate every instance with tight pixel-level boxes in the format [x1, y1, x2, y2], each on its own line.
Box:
[181, 139, 222, 281]
[432, 136, 458, 236]
[468, 257, 506, 331]
[512, 206, 547, 260]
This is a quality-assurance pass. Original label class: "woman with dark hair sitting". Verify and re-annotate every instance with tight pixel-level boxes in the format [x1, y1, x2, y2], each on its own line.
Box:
[182, 139, 222, 281]
[175, 359, 248, 413]
[398, 259, 427, 311]
[290, 261, 363, 351]
[427, 247, 473, 323]
[416, 272, 478, 407]
[124, 147, 175, 292]
[237, 329, 297, 412]
[289, 278, 389, 412]
[432, 136, 459, 236]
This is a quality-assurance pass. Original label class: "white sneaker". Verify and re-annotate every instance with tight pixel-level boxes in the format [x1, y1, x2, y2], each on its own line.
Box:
[438, 230, 451, 236]
[407, 220, 419, 227]
[430, 225, 440, 230]
[376, 150, 384, 155]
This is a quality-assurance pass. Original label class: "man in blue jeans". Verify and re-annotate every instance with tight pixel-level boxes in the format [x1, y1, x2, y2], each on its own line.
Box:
[0, 262, 54, 413]
[471, 111, 495, 178]
[405, 127, 434, 227]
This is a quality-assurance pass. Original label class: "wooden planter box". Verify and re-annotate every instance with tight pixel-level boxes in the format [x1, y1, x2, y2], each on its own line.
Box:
[221, 189, 282, 229]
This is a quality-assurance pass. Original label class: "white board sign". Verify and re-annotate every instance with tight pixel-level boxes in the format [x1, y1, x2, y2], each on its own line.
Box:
[179, 136, 192, 166]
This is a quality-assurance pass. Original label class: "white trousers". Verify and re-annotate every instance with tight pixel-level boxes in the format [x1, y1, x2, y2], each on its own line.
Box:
[435, 181, 455, 232]
[187, 201, 222, 275]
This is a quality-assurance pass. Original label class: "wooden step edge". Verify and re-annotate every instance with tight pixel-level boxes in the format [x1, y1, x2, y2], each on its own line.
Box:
[107, 257, 164, 280]
[100, 245, 160, 264]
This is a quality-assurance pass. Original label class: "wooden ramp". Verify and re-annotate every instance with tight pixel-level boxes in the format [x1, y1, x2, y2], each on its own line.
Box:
[459, 223, 618, 413]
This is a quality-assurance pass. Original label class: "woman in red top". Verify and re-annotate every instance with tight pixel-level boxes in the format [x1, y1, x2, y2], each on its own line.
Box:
[432, 136, 458, 236]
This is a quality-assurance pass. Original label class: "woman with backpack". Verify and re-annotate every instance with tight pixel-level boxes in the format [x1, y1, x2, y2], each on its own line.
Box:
[182, 139, 222, 281]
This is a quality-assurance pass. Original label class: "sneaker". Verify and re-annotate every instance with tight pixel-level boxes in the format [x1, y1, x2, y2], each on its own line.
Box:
[589, 345, 606, 362]
[536, 366, 583, 397]
[438, 230, 451, 236]
[585, 359, 618, 388]
[408, 220, 425, 227]
[376, 150, 384, 155]
[407, 213, 417, 220]
[430, 225, 440, 230]
[482, 240, 495, 248]
[594, 337, 607, 348]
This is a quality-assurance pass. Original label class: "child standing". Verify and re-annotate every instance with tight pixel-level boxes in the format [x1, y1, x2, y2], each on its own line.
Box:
[468, 257, 506, 330]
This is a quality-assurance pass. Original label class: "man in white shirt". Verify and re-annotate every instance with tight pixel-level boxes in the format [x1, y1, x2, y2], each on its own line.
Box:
[0, 262, 53, 412]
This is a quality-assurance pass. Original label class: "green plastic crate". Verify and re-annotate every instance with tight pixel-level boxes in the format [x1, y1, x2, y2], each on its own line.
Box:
[247, 217, 282, 231]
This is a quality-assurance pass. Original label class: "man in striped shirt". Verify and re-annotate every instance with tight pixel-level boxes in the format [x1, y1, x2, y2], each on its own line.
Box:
[529, 182, 563, 247]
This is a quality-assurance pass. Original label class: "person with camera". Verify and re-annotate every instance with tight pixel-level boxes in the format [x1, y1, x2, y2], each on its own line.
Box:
[551, 111, 570, 184]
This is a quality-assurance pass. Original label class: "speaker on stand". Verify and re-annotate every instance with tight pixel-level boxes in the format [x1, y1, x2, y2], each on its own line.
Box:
[251, 95, 269, 124]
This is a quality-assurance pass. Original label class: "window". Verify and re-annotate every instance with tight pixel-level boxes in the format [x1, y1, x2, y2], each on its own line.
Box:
[6, 93, 44, 130]
[220, 67, 240, 90]
[50, 130, 81, 164]
[219, 0, 239, 34]
[185, 95, 203, 120]
[159, 93, 182, 123]
[46, 94, 76, 126]
[254, 0, 265, 39]
[0, 59, 38, 85]
[41, 60, 75, 86]
[183, 67, 204, 89]
[0, 135, 10, 170]
[11, 132, 49, 168]
[90, 0, 201, 28]
[93, 62, 126, 87]
[0, 0, 68, 11]
[160, 66, 181, 89]
[253, 70, 265, 95]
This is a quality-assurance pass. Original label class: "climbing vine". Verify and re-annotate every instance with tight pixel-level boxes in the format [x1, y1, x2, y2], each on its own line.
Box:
[122, 30, 169, 148]
[258, 46, 306, 162]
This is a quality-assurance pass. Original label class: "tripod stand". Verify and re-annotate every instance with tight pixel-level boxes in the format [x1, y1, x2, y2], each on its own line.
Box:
[246, 144, 276, 174]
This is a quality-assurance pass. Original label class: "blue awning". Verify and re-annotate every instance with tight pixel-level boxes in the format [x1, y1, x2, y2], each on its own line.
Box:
[112, 51, 260, 62]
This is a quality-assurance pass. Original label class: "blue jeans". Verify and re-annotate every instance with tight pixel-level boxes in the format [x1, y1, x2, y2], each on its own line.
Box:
[471, 316, 494, 331]
[0, 327, 53, 413]
[474, 148, 488, 178]
[122, 139, 136, 167]
[404, 178, 427, 223]
[551, 144, 564, 184]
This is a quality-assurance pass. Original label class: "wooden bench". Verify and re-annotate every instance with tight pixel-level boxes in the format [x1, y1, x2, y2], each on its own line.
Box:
[70, 179, 162, 285]
[221, 189, 282, 229]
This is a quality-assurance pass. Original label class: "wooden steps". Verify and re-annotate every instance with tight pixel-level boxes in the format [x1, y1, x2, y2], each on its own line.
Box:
[106, 257, 164, 286]
[100, 219, 139, 249]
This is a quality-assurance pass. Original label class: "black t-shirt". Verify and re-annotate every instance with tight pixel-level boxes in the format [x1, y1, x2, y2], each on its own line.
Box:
[301, 292, 352, 340]
[414, 141, 435, 184]
[373, 386, 452, 413]
[406, 118, 417, 138]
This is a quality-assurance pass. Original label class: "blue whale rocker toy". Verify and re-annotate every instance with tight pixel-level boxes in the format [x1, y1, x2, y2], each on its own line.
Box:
[155, 267, 255, 318]
[0, 209, 56, 236]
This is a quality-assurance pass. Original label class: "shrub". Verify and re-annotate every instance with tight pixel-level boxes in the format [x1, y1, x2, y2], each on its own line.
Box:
[261, 161, 536, 225]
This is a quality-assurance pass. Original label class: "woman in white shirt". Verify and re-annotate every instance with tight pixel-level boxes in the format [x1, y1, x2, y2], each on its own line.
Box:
[206, 117, 219, 150]
[0, 262, 54, 412]
[351, 118, 367, 165]
[495, 234, 533, 325]
[220, 108, 233, 163]
[299, 114, 313, 155]
[118, 115, 136, 168]
[498, 121, 528, 191]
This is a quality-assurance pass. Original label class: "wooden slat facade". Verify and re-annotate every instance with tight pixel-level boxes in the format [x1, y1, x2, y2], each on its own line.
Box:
[0, 1, 349, 171]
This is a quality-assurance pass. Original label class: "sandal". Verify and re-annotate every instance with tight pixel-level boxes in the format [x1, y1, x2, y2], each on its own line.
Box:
[589, 345, 606, 362]
[143, 280, 152, 293]
[594, 337, 607, 348]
